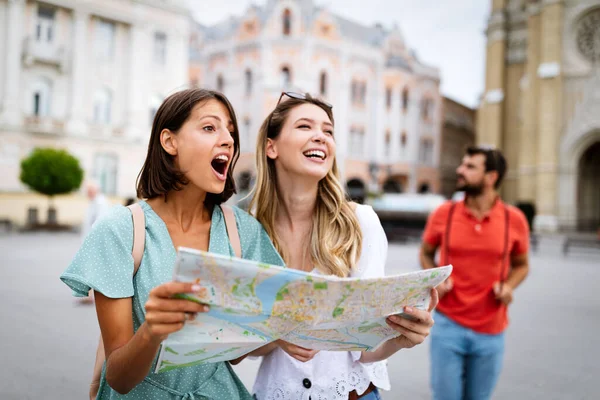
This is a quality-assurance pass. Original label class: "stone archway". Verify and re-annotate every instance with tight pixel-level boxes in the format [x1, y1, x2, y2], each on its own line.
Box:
[577, 141, 600, 231]
[346, 178, 366, 204]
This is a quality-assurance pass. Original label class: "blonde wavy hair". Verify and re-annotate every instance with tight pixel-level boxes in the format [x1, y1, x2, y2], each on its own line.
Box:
[249, 94, 362, 277]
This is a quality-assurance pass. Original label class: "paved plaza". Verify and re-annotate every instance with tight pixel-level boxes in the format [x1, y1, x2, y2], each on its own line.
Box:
[0, 231, 598, 399]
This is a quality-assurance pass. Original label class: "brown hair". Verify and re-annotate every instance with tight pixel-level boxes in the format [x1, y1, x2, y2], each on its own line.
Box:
[136, 88, 240, 206]
[465, 146, 507, 189]
[249, 94, 363, 277]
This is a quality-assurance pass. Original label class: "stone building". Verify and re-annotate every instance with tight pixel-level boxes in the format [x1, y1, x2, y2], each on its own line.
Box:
[440, 97, 476, 199]
[477, 0, 600, 231]
[189, 0, 443, 202]
[0, 0, 190, 226]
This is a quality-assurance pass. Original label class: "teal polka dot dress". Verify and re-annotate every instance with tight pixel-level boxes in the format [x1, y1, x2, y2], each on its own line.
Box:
[61, 201, 284, 399]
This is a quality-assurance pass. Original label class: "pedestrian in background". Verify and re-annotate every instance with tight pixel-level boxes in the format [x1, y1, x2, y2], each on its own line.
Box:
[420, 147, 530, 400]
[77, 181, 111, 304]
[81, 181, 111, 240]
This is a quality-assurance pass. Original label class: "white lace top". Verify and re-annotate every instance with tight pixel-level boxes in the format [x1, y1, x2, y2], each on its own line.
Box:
[252, 204, 391, 400]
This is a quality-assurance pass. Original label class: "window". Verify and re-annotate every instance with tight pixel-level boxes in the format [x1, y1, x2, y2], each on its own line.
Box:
[93, 153, 118, 195]
[149, 94, 162, 126]
[245, 69, 253, 96]
[360, 82, 367, 105]
[386, 87, 392, 109]
[319, 71, 328, 96]
[154, 32, 167, 65]
[419, 138, 434, 165]
[422, 99, 428, 119]
[31, 77, 52, 117]
[422, 98, 434, 120]
[401, 131, 407, 147]
[95, 20, 115, 61]
[283, 9, 292, 36]
[384, 130, 391, 157]
[93, 88, 112, 124]
[36, 5, 55, 44]
[402, 88, 409, 112]
[216, 74, 224, 92]
[242, 117, 251, 151]
[280, 66, 291, 88]
[351, 80, 367, 105]
[349, 127, 365, 157]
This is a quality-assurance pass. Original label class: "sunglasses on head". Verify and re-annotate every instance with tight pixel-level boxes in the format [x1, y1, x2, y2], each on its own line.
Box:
[275, 91, 333, 109]
[267, 92, 333, 135]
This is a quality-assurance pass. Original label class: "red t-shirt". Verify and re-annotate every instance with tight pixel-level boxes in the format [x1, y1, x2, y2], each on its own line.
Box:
[423, 199, 529, 334]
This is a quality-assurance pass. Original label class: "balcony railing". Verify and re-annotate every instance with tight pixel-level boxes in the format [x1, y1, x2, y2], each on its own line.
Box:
[22, 37, 69, 72]
[24, 116, 65, 135]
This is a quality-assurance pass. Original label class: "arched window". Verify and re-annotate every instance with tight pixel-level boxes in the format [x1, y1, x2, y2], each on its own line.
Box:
[31, 77, 52, 117]
[93, 87, 112, 124]
[216, 74, 224, 92]
[386, 87, 392, 109]
[422, 98, 434, 120]
[282, 9, 292, 36]
[402, 87, 409, 111]
[319, 71, 328, 96]
[245, 69, 253, 96]
[384, 130, 391, 157]
[280, 66, 291, 88]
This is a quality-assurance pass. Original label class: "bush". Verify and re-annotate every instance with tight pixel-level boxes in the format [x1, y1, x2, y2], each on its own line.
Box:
[20, 148, 84, 197]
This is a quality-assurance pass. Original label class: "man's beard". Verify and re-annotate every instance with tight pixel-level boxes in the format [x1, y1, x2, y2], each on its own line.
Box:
[456, 177, 484, 196]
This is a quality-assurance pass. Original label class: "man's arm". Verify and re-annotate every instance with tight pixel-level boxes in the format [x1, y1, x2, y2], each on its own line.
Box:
[506, 253, 529, 290]
[419, 242, 438, 270]
[420, 241, 453, 297]
[494, 253, 529, 305]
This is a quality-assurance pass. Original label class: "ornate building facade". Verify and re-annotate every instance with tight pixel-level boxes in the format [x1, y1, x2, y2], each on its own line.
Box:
[0, 0, 190, 226]
[189, 0, 443, 203]
[477, 0, 600, 231]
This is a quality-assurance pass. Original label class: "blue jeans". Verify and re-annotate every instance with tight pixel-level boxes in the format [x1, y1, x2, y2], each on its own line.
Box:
[359, 387, 382, 400]
[430, 311, 505, 400]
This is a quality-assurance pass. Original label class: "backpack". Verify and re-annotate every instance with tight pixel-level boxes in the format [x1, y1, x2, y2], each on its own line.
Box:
[89, 203, 241, 399]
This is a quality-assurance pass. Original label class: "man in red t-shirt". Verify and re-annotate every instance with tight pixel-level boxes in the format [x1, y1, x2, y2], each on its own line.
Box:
[420, 147, 530, 400]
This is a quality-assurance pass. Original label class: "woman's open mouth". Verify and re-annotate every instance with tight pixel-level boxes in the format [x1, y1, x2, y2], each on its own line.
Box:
[211, 154, 229, 181]
[303, 149, 326, 163]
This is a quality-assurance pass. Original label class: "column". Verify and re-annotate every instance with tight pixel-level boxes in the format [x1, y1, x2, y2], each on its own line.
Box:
[535, 0, 563, 232]
[479, 0, 507, 147]
[0, 0, 26, 126]
[66, 9, 89, 135]
[125, 24, 149, 140]
[336, 51, 350, 181]
[370, 61, 385, 193]
[407, 88, 422, 193]
[517, 3, 541, 203]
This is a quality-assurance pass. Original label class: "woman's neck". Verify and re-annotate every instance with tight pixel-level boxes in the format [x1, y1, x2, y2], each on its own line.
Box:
[275, 173, 319, 232]
[148, 187, 210, 233]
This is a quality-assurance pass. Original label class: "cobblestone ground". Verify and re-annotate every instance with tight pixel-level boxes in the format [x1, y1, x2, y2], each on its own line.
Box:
[0, 231, 598, 399]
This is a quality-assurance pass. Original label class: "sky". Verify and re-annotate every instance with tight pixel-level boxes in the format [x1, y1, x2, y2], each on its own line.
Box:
[190, 0, 491, 108]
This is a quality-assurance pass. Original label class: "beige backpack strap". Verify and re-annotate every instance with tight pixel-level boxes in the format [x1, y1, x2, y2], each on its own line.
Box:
[127, 203, 146, 274]
[89, 203, 145, 400]
[221, 205, 242, 258]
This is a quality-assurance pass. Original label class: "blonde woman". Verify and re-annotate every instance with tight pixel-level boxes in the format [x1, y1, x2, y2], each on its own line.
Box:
[247, 92, 438, 400]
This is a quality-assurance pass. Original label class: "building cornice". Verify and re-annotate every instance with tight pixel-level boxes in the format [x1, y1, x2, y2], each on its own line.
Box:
[485, 89, 504, 104]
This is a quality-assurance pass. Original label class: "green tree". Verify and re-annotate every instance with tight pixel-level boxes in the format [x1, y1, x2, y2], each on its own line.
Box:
[20, 148, 84, 224]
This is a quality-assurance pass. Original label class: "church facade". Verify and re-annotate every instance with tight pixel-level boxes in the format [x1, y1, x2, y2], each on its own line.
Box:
[477, 0, 600, 232]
